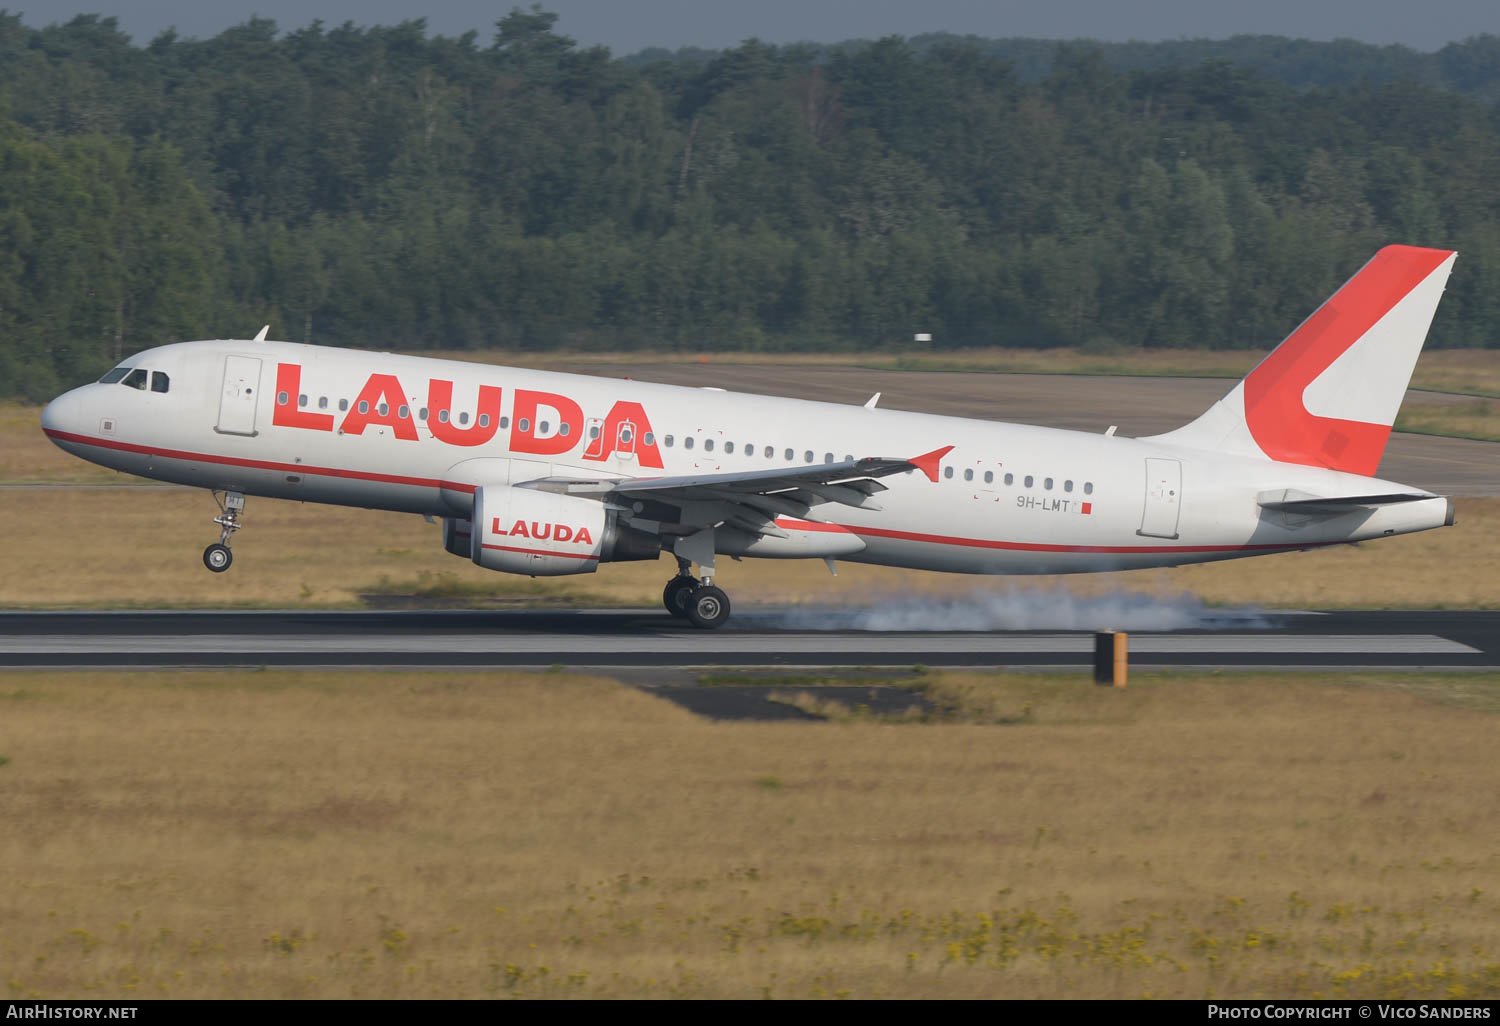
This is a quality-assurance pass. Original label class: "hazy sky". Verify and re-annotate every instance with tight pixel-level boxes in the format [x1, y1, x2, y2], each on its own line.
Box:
[8, 0, 1497, 53]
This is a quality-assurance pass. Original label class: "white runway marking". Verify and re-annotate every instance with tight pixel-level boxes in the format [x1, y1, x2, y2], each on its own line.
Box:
[1, 633, 1478, 655]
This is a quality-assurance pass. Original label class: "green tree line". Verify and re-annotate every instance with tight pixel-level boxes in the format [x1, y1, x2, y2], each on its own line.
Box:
[2, 7, 1499, 399]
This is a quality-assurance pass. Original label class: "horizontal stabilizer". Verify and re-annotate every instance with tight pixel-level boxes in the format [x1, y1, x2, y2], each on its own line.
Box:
[1257, 490, 1436, 515]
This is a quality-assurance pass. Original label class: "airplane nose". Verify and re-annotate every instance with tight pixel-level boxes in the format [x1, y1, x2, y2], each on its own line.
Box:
[41, 388, 83, 439]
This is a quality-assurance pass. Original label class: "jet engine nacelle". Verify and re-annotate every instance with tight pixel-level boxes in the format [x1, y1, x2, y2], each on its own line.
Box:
[470, 485, 659, 576]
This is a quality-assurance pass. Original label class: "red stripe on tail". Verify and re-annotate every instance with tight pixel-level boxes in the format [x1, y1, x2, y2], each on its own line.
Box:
[1243, 245, 1451, 476]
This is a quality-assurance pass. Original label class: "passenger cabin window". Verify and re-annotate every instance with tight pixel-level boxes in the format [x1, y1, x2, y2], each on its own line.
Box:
[984, 471, 993, 484]
[944, 466, 954, 479]
[803, 450, 814, 463]
[964, 468, 973, 481]
[1024, 475, 1034, 488]
[99, 367, 131, 384]
[704, 439, 714, 452]
[339, 399, 349, 412]
[664, 435, 674, 447]
[150, 372, 169, 394]
[724, 442, 734, 454]
[122, 368, 149, 390]
[764, 446, 773, 458]
[1004, 473, 1013, 485]
[1084, 482, 1094, 495]
[683, 436, 694, 450]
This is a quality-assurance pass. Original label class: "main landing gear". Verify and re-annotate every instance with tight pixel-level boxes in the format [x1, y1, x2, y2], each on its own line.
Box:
[662, 556, 731, 630]
[203, 491, 245, 573]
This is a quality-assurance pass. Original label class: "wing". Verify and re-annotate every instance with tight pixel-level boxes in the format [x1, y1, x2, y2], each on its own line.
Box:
[522, 446, 952, 540]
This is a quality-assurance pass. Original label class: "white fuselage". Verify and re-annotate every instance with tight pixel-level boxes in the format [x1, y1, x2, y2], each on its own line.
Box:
[41, 340, 1452, 574]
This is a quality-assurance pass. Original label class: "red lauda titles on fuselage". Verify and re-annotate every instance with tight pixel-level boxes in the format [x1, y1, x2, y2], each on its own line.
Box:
[272, 363, 663, 468]
[494, 517, 594, 545]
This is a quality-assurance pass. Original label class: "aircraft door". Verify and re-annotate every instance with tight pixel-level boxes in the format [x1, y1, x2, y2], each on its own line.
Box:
[1138, 458, 1182, 539]
[216, 355, 262, 436]
[613, 418, 638, 465]
[582, 417, 606, 459]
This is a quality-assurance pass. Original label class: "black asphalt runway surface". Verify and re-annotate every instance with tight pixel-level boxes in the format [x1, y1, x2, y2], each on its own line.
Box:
[1, 608, 1495, 670]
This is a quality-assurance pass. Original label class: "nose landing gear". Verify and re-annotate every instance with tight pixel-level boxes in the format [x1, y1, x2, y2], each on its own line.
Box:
[203, 543, 233, 572]
[204, 491, 245, 573]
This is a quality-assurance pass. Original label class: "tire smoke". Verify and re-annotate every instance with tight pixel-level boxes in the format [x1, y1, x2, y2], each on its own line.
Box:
[765, 585, 1273, 632]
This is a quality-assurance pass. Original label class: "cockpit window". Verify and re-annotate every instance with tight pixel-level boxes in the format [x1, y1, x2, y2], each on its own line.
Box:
[121, 368, 149, 390]
[151, 371, 169, 394]
[98, 366, 131, 384]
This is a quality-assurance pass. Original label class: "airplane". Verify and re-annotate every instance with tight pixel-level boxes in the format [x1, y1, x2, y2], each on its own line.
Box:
[40, 244, 1457, 629]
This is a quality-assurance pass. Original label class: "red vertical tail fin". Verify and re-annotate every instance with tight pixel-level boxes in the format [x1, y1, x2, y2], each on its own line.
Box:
[1146, 245, 1456, 476]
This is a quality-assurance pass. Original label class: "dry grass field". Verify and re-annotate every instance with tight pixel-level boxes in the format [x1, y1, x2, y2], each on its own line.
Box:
[2, 669, 1498, 999]
[1397, 399, 1500, 443]
[1, 485, 1498, 610]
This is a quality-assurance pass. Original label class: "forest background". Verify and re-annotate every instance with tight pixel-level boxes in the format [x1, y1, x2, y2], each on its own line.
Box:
[3, 5, 1500, 401]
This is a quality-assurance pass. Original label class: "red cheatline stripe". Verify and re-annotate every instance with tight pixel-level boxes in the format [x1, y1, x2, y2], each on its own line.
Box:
[480, 543, 599, 561]
[47, 428, 1338, 558]
[773, 517, 1336, 556]
[44, 428, 479, 494]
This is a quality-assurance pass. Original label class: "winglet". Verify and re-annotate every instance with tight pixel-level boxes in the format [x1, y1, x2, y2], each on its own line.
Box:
[253, 324, 270, 342]
[907, 445, 953, 482]
[864, 392, 881, 409]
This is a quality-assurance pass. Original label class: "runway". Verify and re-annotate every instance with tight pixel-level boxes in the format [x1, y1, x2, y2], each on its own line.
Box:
[1, 609, 1495, 670]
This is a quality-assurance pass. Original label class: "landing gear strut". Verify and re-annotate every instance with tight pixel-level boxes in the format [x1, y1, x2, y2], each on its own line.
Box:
[204, 491, 245, 573]
[663, 548, 732, 629]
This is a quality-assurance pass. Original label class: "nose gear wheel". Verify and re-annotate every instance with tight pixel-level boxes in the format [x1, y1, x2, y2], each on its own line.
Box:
[203, 491, 246, 573]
